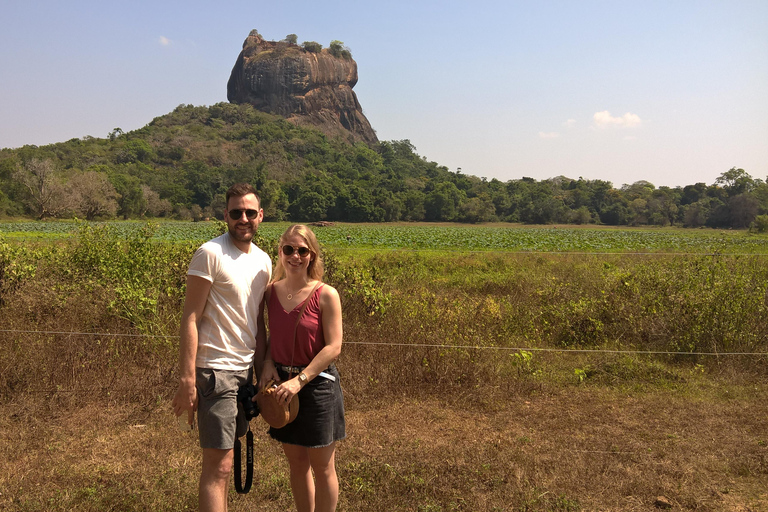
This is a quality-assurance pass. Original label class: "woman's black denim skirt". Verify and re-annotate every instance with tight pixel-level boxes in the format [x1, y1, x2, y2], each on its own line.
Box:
[269, 364, 346, 448]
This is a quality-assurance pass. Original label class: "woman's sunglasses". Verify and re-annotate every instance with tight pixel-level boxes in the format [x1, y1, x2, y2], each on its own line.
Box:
[228, 209, 259, 220]
[281, 245, 312, 257]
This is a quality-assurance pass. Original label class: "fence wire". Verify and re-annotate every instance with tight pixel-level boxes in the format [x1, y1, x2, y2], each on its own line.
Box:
[1, 328, 765, 357]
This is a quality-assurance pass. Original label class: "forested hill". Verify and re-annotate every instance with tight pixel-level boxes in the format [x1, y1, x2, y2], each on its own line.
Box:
[1, 102, 766, 229]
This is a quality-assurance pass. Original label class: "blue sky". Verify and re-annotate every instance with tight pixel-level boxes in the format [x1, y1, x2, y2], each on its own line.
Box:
[1, 0, 766, 188]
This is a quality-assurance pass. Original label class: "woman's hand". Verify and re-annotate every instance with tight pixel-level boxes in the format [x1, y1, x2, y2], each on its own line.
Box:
[275, 377, 302, 405]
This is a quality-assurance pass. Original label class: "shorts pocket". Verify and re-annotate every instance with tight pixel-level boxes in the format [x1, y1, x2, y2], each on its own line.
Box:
[196, 368, 217, 398]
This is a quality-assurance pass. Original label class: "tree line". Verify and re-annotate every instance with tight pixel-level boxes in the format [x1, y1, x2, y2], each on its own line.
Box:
[1, 102, 766, 231]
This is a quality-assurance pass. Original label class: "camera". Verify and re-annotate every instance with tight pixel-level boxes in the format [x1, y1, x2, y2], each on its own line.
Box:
[238, 383, 260, 421]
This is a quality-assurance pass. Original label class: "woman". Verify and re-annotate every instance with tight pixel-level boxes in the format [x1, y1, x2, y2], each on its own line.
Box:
[260, 224, 345, 512]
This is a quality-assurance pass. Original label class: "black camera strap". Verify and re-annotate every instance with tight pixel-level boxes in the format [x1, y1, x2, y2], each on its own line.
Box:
[234, 425, 253, 494]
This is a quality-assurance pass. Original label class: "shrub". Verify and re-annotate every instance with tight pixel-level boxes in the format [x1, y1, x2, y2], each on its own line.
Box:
[329, 40, 352, 59]
[302, 41, 322, 53]
[752, 214, 768, 233]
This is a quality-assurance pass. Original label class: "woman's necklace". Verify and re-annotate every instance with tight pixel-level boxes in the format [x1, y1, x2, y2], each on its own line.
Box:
[285, 281, 309, 301]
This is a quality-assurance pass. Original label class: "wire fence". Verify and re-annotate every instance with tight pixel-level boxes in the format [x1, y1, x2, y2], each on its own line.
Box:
[2, 328, 766, 357]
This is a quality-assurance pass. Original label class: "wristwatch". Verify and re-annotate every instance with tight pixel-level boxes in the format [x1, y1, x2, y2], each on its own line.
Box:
[298, 372, 308, 386]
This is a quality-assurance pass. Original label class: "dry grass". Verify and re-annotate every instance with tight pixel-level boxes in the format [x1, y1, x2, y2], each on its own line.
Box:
[1, 355, 766, 512]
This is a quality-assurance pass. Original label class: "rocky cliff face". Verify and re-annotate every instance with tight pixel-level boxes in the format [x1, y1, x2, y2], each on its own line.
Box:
[227, 32, 378, 145]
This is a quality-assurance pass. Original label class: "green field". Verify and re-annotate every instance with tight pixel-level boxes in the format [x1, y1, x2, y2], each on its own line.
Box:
[2, 220, 768, 253]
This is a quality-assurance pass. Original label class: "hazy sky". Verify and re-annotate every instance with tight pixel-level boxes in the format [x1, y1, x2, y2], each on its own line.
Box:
[1, 0, 766, 188]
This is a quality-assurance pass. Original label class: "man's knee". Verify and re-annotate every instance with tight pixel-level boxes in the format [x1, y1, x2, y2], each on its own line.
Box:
[202, 448, 234, 481]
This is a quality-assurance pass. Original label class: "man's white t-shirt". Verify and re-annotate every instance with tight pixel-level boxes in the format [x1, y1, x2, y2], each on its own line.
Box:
[187, 232, 272, 370]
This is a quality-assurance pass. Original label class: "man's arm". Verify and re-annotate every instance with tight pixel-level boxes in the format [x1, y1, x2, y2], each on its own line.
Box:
[171, 275, 212, 423]
[252, 291, 269, 386]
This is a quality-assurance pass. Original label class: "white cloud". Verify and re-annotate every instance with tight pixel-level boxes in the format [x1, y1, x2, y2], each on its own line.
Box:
[159, 36, 171, 46]
[538, 131, 560, 139]
[562, 119, 576, 128]
[593, 111, 642, 129]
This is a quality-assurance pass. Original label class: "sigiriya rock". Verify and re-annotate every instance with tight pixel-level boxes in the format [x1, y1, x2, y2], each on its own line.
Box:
[227, 31, 378, 145]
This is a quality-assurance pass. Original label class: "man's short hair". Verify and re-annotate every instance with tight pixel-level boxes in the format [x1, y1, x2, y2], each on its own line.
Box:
[226, 183, 260, 207]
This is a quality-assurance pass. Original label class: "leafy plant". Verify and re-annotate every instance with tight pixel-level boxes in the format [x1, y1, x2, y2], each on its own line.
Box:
[511, 350, 541, 378]
[0, 235, 38, 305]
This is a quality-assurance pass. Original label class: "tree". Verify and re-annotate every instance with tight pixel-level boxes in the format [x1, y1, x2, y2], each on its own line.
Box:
[425, 182, 464, 221]
[628, 198, 649, 226]
[569, 206, 593, 225]
[375, 190, 404, 222]
[753, 215, 768, 233]
[622, 181, 655, 201]
[107, 170, 145, 219]
[646, 187, 679, 226]
[682, 200, 709, 227]
[13, 158, 73, 218]
[290, 190, 330, 221]
[715, 168, 755, 196]
[401, 189, 426, 221]
[705, 198, 729, 228]
[728, 193, 759, 228]
[116, 139, 155, 164]
[184, 160, 222, 209]
[599, 203, 628, 225]
[329, 40, 351, 59]
[459, 194, 496, 223]
[284, 34, 298, 45]
[681, 183, 707, 205]
[755, 179, 768, 209]
[142, 185, 172, 217]
[260, 179, 289, 221]
[335, 184, 381, 222]
[69, 171, 120, 220]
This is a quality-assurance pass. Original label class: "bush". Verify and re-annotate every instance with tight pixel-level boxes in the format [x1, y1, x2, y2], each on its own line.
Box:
[752, 214, 768, 233]
[329, 40, 352, 59]
[302, 41, 322, 53]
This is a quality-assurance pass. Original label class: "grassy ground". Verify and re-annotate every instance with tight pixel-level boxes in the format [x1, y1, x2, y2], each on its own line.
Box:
[2, 227, 767, 511]
[1, 360, 766, 511]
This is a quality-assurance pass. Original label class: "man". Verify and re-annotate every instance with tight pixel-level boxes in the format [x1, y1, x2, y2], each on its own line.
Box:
[172, 183, 271, 512]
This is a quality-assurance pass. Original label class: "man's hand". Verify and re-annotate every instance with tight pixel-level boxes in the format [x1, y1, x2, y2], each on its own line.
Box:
[172, 379, 198, 425]
[258, 360, 280, 390]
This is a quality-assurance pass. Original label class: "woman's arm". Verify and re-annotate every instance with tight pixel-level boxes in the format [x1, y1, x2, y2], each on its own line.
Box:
[303, 284, 343, 379]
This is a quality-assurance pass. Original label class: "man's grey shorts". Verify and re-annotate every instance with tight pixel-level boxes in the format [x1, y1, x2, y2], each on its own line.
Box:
[195, 367, 251, 450]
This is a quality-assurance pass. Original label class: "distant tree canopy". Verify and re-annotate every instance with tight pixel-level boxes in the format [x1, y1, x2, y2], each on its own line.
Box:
[1, 102, 766, 228]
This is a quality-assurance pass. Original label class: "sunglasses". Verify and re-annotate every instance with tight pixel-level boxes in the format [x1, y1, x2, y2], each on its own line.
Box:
[228, 209, 259, 220]
[281, 245, 312, 257]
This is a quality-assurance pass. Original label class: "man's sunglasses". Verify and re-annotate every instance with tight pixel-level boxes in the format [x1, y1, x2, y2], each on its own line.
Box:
[281, 245, 312, 257]
[228, 209, 259, 220]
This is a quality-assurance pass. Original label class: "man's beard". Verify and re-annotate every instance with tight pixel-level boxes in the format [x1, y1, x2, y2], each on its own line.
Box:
[228, 224, 254, 243]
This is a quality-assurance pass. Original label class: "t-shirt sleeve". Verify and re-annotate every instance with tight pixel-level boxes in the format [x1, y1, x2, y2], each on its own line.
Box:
[187, 244, 217, 283]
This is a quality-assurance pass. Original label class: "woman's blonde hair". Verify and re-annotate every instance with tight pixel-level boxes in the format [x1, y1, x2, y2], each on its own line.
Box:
[272, 224, 325, 282]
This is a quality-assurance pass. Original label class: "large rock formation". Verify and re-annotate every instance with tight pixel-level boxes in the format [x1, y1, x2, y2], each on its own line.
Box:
[227, 32, 378, 145]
